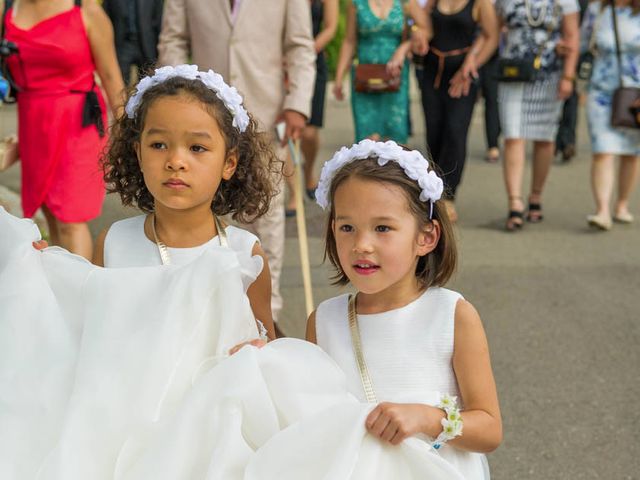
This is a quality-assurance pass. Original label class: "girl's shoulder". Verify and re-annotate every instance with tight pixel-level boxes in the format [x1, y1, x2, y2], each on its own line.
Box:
[316, 293, 350, 323]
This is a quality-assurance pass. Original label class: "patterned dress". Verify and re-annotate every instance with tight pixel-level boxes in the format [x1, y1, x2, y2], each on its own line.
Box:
[351, 0, 409, 143]
[581, 2, 640, 155]
[496, 0, 579, 140]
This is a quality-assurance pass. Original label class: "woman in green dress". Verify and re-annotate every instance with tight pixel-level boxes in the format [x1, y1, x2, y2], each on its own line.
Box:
[333, 0, 427, 143]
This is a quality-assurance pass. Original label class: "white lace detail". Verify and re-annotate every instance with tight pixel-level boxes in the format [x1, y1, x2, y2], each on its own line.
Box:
[315, 140, 444, 212]
[125, 64, 250, 132]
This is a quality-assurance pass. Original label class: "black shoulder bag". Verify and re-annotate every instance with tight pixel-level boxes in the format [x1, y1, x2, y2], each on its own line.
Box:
[497, 0, 557, 82]
[610, 5, 640, 129]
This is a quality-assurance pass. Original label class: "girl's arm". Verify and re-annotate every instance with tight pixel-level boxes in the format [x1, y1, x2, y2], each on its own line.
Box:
[332, 0, 357, 101]
[82, 0, 125, 117]
[315, 0, 339, 53]
[246, 243, 276, 341]
[449, 299, 502, 452]
[305, 310, 318, 344]
[366, 300, 502, 452]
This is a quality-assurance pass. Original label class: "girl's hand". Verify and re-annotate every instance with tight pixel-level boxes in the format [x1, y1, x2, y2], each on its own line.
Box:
[32, 240, 48, 250]
[365, 402, 445, 445]
[228, 338, 267, 356]
[557, 78, 574, 100]
[333, 79, 345, 101]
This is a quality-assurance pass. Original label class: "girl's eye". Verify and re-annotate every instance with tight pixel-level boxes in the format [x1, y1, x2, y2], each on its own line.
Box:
[190, 145, 207, 153]
[339, 224, 353, 233]
[150, 142, 166, 150]
[375, 225, 391, 232]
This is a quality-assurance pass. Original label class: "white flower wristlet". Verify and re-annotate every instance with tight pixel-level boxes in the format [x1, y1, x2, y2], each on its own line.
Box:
[432, 394, 464, 449]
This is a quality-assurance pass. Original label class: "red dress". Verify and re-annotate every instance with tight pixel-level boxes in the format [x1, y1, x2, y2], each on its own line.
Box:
[5, 6, 107, 222]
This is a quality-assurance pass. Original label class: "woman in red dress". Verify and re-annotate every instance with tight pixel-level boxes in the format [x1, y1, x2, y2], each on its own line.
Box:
[3, 0, 124, 259]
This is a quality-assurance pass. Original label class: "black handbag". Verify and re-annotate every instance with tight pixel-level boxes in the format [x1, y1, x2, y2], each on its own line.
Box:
[497, 57, 542, 82]
[498, 0, 557, 83]
[611, 6, 640, 129]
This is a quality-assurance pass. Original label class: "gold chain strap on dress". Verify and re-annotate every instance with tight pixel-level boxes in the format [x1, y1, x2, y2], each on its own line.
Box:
[152, 214, 228, 266]
[348, 294, 378, 404]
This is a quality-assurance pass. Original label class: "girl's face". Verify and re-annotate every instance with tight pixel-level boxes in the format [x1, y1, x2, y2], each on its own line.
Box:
[136, 93, 237, 214]
[332, 176, 439, 298]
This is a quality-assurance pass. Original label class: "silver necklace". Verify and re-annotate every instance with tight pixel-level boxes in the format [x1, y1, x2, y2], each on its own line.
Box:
[524, 0, 547, 27]
[151, 213, 228, 266]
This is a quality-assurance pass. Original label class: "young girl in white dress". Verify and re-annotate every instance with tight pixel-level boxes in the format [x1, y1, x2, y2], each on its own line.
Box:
[95, 65, 280, 341]
[306, 140, 502, 479]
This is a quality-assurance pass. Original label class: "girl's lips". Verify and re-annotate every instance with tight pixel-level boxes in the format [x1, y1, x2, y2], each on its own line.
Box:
[163, 179, 189, 189]
[352, 263, 380, 276]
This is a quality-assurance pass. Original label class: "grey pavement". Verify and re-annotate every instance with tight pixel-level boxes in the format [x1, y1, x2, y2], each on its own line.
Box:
[1, 79, 638, 479]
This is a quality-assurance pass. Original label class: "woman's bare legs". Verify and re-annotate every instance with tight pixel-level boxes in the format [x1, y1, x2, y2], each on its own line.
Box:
[615, 154, 640, 221]
[590, 153, 615, 218]
[41, 204, 93, 259]
[503, 137, 526, 229]
[527, 140, 554, 222]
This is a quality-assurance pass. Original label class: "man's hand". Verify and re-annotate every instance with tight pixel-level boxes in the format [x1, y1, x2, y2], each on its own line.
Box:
[278, 110, 307, 146]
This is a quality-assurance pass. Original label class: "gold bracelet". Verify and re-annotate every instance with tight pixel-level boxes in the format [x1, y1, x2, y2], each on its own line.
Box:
[562, 75, 575, 82]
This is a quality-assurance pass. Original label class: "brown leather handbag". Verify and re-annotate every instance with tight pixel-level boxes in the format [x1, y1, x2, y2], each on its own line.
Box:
[611, 6, 640, 129]
[354, 64, 400, 93]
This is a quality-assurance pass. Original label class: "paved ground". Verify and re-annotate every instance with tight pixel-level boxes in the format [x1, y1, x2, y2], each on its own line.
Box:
[1, 80, 638, 479]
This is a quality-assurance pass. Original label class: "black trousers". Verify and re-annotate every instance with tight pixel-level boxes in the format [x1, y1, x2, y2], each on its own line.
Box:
[117, 38, 154, 86]
[556, 90, 579, 151]
[479, 55, 501, 150]
[421, 70, 477, 200]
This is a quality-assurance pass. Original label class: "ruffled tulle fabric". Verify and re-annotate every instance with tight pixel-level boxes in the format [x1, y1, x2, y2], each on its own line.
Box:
[0, 208, 468, 479]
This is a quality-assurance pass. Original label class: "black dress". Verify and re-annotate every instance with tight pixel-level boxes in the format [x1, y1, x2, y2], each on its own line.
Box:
[308, 0, 327, 127]
[421, 0, 477, 200]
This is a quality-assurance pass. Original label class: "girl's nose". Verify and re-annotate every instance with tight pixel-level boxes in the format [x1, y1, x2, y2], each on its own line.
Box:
[165, 149, 187, 170]
[352, 232, 374, 253]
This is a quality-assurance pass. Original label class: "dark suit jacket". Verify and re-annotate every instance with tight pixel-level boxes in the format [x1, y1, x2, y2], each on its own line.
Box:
[103, 0, 163, 62]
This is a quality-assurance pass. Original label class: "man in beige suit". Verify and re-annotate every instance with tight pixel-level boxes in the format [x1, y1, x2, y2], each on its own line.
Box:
[158, 0, 316, 328]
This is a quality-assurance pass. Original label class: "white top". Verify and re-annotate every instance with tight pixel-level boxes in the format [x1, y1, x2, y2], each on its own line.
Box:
[315, 287, 490, 480]
[104, 215, 263, 292]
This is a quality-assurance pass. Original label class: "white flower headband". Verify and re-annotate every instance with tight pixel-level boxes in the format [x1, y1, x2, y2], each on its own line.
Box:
[315, 140, 444, 218]
[124, 64, 250, 133]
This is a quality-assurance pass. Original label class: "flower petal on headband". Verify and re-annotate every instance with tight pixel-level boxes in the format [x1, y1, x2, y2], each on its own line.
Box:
[315, 140, 443, 211]
[125, 64, 250, 133]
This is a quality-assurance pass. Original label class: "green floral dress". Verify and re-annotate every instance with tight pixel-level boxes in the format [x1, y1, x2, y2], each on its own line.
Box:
[351, 0, 409, 143]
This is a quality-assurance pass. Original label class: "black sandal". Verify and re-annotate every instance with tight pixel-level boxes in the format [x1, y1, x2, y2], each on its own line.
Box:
[526, 203, 544, 223]
[506, 210, 524, 231]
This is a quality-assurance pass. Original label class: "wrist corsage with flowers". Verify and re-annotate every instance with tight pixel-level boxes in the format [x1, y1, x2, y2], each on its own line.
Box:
[432, 394, 463, 450]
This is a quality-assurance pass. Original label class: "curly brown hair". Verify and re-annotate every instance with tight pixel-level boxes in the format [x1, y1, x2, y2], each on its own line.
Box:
[103, 76, 282, 223]
[323, 157, 457, 290]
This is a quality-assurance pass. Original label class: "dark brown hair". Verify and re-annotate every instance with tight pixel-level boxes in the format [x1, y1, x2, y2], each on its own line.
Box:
[323, 157, 457, 289]
[103, 76, 282, 223]
[601, 0, 640, 14]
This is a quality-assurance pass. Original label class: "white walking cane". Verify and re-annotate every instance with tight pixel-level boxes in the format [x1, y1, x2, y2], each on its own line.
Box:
[287, 138, 315, 317]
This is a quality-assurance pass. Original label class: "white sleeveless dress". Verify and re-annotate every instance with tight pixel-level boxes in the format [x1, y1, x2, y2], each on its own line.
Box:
[316, 288, 491, 480]
[104, 215, 263, 292]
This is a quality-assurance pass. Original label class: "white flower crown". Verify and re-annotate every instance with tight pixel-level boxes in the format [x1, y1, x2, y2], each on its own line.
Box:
[124, 64, 250, 133]
[315, 140, 444, 217]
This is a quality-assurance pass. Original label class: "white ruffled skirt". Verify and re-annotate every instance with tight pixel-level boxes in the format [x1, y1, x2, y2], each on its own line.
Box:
[0, 208, 474, 479]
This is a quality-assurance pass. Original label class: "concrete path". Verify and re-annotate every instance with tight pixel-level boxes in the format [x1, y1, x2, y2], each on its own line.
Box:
[1, 79, 638, 479]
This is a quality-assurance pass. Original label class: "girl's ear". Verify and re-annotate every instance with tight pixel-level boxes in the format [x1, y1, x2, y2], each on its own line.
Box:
[416, 220, 441, 256]
[222, 149, 239, 180]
